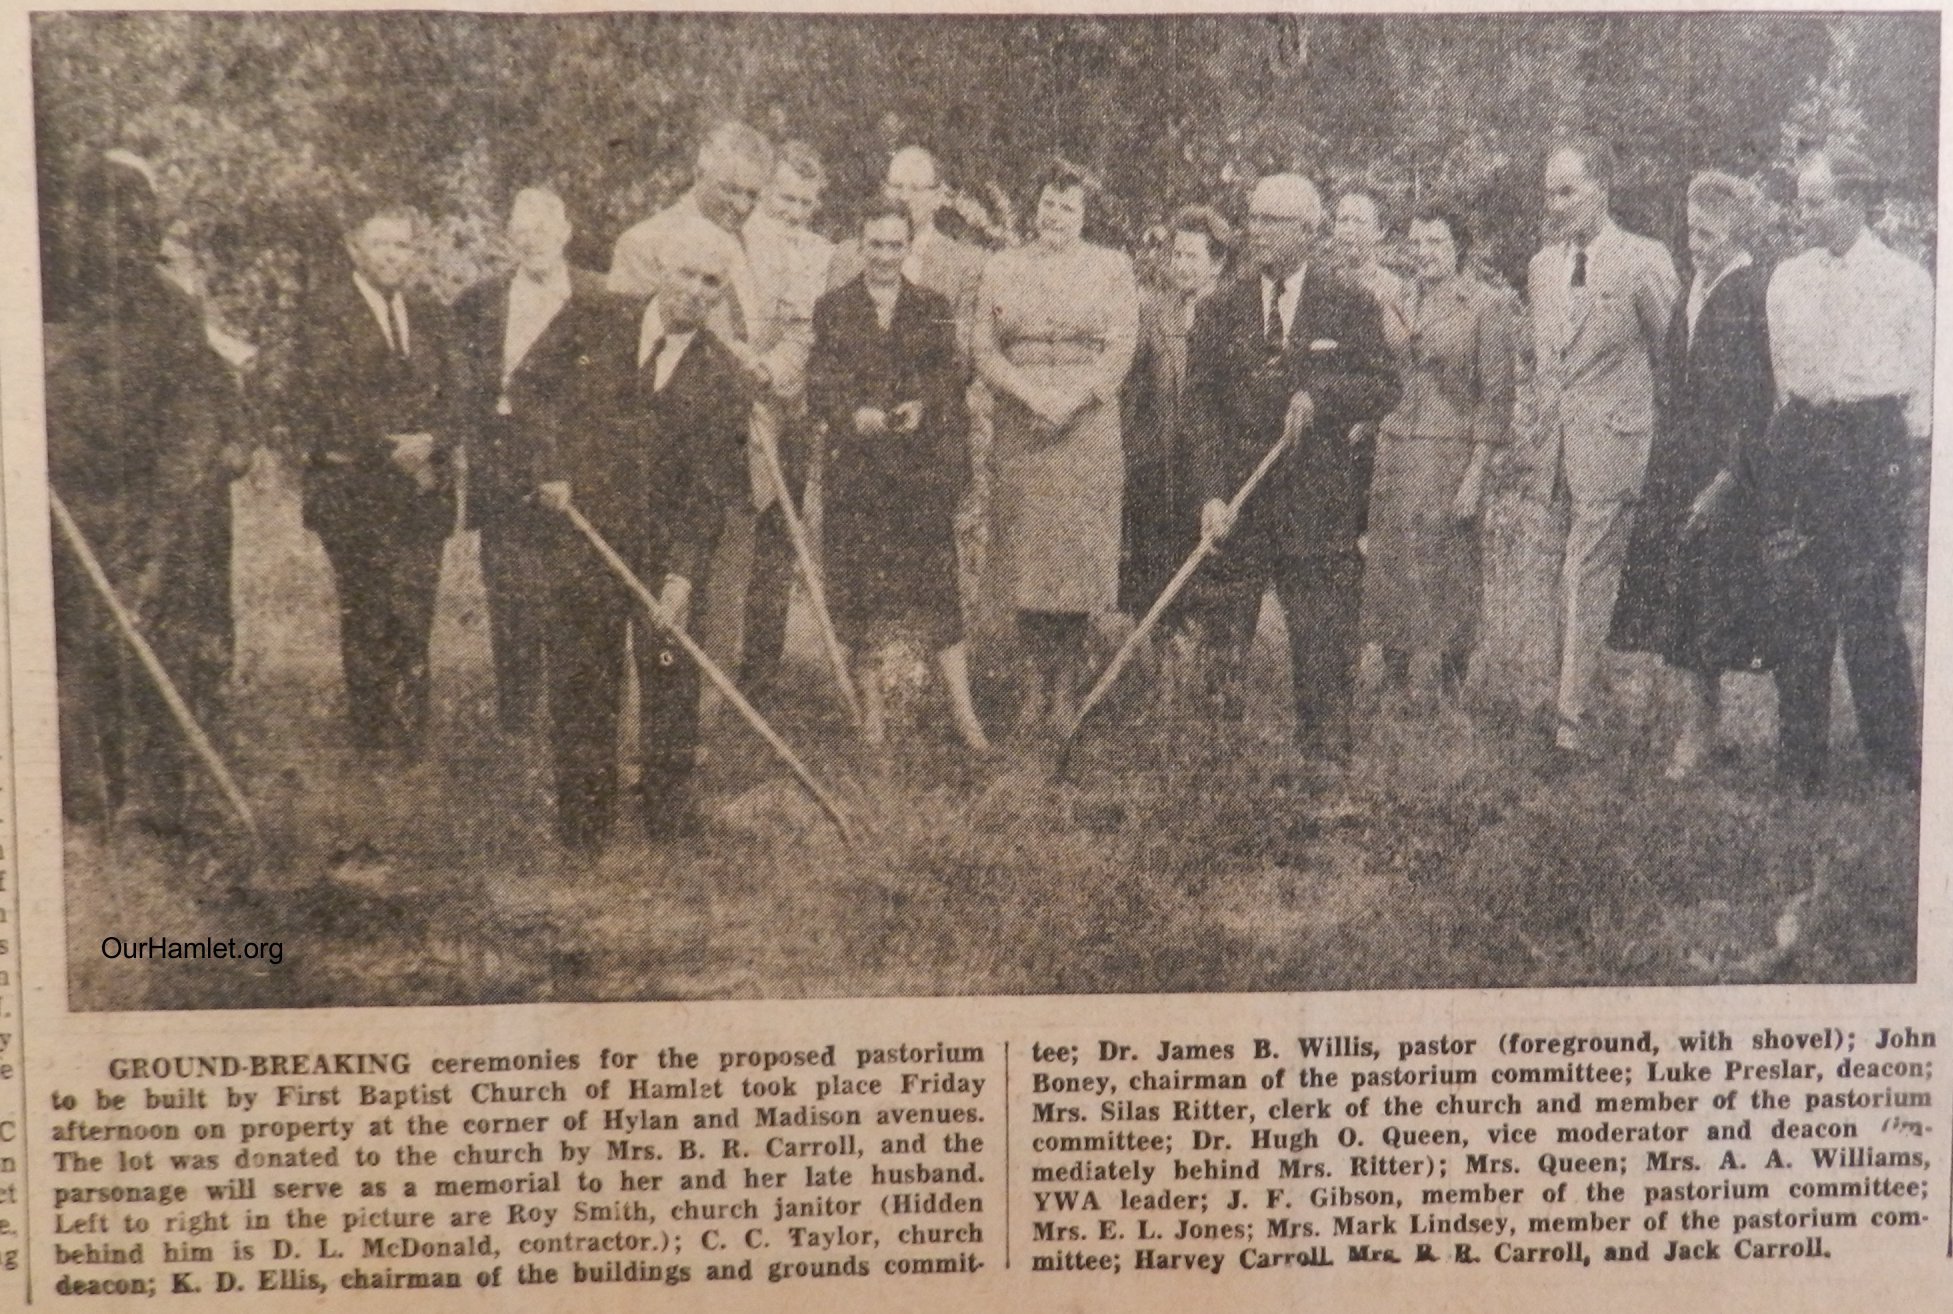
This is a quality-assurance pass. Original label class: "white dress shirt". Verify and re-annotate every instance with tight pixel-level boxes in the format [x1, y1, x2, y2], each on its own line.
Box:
[352, 270, 408, 356]
[637, 301, 695, 392]
[1260, 264, 1305, 346]
[501, 265, 572, 386]
[1767, 227, 1935, 437]
[608, 190, 757, 342]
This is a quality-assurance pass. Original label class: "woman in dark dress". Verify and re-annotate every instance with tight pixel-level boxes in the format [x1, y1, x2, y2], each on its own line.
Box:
[809, 201, 990, 751]
[1610, 172, 1775, 779]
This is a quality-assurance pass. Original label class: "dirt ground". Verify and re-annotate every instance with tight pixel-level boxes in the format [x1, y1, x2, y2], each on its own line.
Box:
[64, 459, 1919, 1010]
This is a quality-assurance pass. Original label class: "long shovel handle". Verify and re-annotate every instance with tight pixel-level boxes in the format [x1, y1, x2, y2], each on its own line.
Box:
[1058, 427, 1298, 761]
[754, 419, 863, 728]
[560, 504, 856, 845]
[49, 490, 260, 842]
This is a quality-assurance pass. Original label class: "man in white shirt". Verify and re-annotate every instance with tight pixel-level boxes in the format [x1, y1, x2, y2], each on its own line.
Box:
[1521, 135, 1679, 756]
[737, 142, 837, 695]
[606, 121, 770, 329]
[1757, 144, 1931, 791]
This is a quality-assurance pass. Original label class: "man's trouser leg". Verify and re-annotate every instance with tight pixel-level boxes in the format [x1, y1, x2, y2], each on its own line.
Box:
[1275, 549, 1366, 760]
[480, 512, 548, 732]
[377, 526, 446, 752]
[1194, 533, 1271, 718]
[318, 528, 392, 750]
[1553, 492, 1634, 735]
[52, 542, 123, 820]
[1765, 398, 1920, 787]
[740, 501, 796, 693]
[634, 606, 703, 835]
[546, 574, 628, 851]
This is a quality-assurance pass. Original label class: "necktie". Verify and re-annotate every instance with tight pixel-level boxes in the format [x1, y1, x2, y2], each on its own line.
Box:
[388, 295, 410, 359]
[1265, 279, 1286, 351]
[1570, 249, 1587, 289]
[643, 334, 669, 387]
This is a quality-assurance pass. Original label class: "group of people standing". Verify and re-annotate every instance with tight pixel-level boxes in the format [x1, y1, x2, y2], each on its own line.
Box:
[45, 119, 1930, 854]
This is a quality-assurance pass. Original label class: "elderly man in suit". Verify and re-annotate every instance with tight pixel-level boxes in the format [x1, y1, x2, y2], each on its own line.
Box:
[453, 188, 616, 733]
[293, 197, 458, 758]
[1520, 136, 1679, 756]
[538, 215, 751, 851]
[610, 123, 809, 701]
[1187, 173, 1401, 768]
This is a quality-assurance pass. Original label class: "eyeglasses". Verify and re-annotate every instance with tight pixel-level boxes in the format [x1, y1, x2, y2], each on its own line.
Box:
[1248, 211, 1312, 225]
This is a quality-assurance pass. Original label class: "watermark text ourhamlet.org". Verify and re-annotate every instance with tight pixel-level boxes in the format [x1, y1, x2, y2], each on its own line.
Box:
[102, 935, 283, 966]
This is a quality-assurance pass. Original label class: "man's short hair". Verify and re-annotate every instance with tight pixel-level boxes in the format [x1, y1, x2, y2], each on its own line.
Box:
[335, 184, 417, 238]
[1686, 170, 1760, 242]
[698, 121, 775, 175]
[1337, 188, 1386, 228]
[1170, 204, 1233, 262]
[660, 212, 733, 277]
[1251, 173, 1323, 228]
[1410, 202, 1474, 270]
[777, 140, 826, 191]
[887, 145, 941, 189]
[1553, 134, 1617, 192]
[508, 186, 568, 225]
[1807, 143, 1880, 207]
[1033, 156, 1101, 201]
[861, 197, 915, 240]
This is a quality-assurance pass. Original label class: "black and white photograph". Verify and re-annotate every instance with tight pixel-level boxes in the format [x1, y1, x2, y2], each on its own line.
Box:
[29, 8, 1936, 1009]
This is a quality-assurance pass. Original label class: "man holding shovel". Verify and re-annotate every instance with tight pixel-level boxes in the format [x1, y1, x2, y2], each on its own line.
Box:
[1185, 173, 1401, 772]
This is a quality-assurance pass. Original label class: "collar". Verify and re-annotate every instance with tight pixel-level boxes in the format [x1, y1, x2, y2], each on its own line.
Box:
[102, 147, 158, 191]
[1568, 218, 1622, 262]
[640, 299, 699, 349]
[1835, 226, 1880, 267]
[514, 263, 572, 299]
[1416, 273, 1473, 306]
[351, 269, 395, 308]
[1694, 249, 1752, 298]
[1263, 262, 1306, 294]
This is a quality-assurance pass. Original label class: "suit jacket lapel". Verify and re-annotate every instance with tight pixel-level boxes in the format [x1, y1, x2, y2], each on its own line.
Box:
[342, 274, 396, 369]
[510, 285, 584, 386]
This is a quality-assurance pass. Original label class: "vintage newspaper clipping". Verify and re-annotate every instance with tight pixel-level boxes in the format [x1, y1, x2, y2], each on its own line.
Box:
[0, 2, 1948, 1309]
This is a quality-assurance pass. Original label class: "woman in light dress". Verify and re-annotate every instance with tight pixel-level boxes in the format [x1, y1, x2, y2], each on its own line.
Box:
[974, 161, 1138, 734]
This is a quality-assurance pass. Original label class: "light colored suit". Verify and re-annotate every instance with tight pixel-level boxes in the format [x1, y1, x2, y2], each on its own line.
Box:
[1521, 218, 1678, 730]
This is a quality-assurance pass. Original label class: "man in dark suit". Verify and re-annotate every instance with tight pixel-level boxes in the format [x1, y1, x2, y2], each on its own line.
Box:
[293, 198, 456, 756]
[48, 149, 244, 833]
[453, 188, 616, 733]
[534, 216, 751, 851]
[1187, 172, 1401, 767]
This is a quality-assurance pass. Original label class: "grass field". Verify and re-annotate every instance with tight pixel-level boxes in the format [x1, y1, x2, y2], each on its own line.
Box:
[64, 458, 1921, 1010]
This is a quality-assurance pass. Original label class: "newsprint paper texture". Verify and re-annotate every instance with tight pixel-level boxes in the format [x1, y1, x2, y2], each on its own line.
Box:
[0, 1, 1950, 1310]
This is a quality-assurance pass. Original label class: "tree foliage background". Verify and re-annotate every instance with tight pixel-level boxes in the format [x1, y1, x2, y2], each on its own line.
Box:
[32, 10, 1938, 391]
